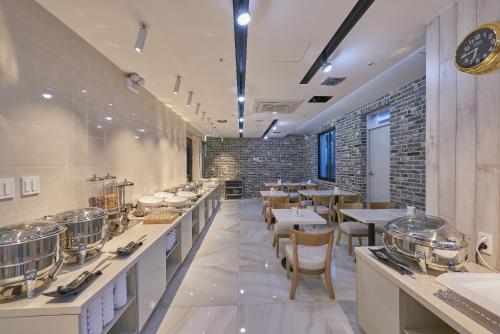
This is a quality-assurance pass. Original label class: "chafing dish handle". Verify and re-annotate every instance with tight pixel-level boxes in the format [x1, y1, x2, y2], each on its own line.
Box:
[416, 251, 428, 274]
[96, 236, 107, 252]
[48, 251, 65, 280]
[78, 242, 87, 265]
[24, 269, 38, 299]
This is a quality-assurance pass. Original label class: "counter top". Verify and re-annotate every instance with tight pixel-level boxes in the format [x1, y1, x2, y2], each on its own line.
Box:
[355, 247, 494, 334]
[0, 186, 219, 318]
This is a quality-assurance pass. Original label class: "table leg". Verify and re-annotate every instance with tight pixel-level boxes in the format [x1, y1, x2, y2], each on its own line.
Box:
[368, 223, 375, 246]
[281, 224, 300, 269]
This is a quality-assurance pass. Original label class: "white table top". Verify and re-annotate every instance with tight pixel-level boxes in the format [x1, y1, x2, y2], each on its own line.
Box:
[271, 208, 326, 225]
[259, 190, 288, 197]
[340, 208, 423, 226]
[264, 182, 314, 187]
[298, 189, 356, 197]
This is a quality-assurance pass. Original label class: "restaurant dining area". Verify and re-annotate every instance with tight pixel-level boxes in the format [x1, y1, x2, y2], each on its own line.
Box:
[1, 0, 500, 333]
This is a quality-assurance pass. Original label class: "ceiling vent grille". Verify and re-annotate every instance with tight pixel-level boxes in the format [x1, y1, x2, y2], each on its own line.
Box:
[321, 77, 346, 86]
[253, 99, 303, 114]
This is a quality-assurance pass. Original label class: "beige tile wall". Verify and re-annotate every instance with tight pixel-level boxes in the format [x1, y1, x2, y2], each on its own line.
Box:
[0, 0, 188, 226]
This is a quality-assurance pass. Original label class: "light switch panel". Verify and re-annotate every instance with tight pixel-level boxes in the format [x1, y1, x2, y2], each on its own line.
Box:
[20, 176, 40, 196]
[0, 178, 15, 199]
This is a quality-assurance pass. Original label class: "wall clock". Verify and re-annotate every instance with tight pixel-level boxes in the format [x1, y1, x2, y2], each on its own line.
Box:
[455, 21, 500, 74]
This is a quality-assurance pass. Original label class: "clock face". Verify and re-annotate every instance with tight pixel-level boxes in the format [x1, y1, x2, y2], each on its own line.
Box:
[456, 27, 497, 68]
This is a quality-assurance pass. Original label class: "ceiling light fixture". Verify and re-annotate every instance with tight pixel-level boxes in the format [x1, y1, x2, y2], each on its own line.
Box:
[41, 92, 53, 100]
[173, 76, 181, 94]
[272, 125, 277, 130]
[322, 62, 333, 73]
[186, 91, 193, 107]
[239, 128, 243, 133]
[239, 117, 244, 122]
[237, 12, 251, 26]
[134, 24, 148, 53]
[138, 128, 145, 133]
[264, 136, 268, 140]
[105, 116, 112, 121]
[238, 96, 245, 102]
[201, 112, 206, 121]
[195, 103, 200, 115]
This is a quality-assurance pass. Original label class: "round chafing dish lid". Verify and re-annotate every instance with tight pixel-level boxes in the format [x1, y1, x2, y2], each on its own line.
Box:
[153, 192, 175, 199]
[114, 179, 134, 187]
[51, 207, 107, 224]
[0, 220, 64, 245]
[176, 191, 196, 199]
[384, 215, 466, 250]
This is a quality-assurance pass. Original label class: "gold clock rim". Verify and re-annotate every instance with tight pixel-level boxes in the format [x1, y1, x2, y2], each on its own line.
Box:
[454, 21, 500, 75]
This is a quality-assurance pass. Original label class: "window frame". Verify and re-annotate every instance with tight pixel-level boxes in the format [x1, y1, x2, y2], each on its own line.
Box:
[317, 127, 336, 182]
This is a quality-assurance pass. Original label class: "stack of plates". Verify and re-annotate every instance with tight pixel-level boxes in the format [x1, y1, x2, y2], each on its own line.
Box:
[164, 196, 188, 208]
[86, 296, 103, 334]
[176, 191, 197, 201]
[138, 196, 163, 207]
[113, 274, 128, 309]
[166, 229, 177, 253]
[101, 285, 114, 326]
[153, 192, 175, 200]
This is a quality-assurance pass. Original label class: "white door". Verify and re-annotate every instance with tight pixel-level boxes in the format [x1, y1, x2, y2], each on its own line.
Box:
[368, 125, 390, 202]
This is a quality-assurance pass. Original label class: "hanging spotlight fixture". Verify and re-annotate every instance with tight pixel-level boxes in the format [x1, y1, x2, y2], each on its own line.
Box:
[186, 91, 193, 107]
[173, 76, 181, 94]
[195, 103, 201, 115]
[322, 62, 333, 73]
[201, 112, 206, 121]
[134, 24, 148, 53]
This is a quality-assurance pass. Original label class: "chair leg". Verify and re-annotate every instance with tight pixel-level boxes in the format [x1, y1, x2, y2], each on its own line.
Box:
[335, 229, 343, 245]
[290, 267, 298, 300]
[275, 237, 280, 258]
[325, 268, 335, 300]
[358, 237, 363, 246]
[286, 258, 290, 279]
[348, 235, 353, 256]
[272, 235, 276, 247]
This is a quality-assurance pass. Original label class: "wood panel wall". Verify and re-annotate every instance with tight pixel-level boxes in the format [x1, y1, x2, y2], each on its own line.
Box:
[426, 0, 500, 269]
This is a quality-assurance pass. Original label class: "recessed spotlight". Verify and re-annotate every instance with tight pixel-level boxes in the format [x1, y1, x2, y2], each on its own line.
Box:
[323, 62, 332, 73]
[134, 135, 140, 139]
[173, 76, 181, 94]
[134, 25, 148, 53]
[272, 125, 277, 130]
[41, 92, 53, 100]
[240, 328, 246, 333]
[264, 136, 268, 140]
[96, 124, 102, 129]
[237, 12, 251, 26]
[272, 111, 277, 115]
[186, 91, 193, 107]
[105, 116, 112, 121]
[239, 117, 244, 122]
[81, 89, 87, 93]
[138, 128, 146, 133]
[108, 103, 113, 106]
[238, 96, 245, 102]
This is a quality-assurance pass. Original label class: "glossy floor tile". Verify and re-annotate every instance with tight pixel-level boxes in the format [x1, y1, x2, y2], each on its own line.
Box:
[145, 199, 358, 334]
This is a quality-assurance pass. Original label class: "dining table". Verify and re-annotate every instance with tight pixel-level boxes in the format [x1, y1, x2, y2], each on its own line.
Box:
[259, 190, 288, 197]
[297, 189, 356, 197]
[339, 208, 424, 246]
[271, 208, 326, 269]
[263, 182, 315, 188]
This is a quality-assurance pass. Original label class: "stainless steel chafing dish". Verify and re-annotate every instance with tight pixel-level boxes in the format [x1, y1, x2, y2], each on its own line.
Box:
[382, 215, 468, 273]
[0, 220, 65, 299]
[51, 207, 107, 265]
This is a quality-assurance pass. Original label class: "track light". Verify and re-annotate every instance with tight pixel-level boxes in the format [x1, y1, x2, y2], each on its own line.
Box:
[186, 91, 193, 107]
[134, 25, 148, 53]
[272, 125, 277, 130]
[238, 96, 245, 102]
[239, 128, 243, 133]
[41, 92, 53, 100]
[322, 62, 332, 73]
[195, 103, 200, 115]
[173, 76, 181, 94]
[239, 117, 244, 122]
[201, 112, 206, 121]
[237, 12, 251, 26]
[264, 136, 268, 140]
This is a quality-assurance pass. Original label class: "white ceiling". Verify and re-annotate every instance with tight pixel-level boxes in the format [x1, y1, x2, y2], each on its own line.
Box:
[36, 0, 455, 138]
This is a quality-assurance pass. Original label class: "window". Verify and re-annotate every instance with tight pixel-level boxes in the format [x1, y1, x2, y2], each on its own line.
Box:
[318, 128, 336, 181]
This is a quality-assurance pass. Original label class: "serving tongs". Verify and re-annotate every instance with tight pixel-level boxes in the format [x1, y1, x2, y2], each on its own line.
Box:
[111, 234, 147, 257]
[43, 256, 112, 297]
[369, 247, 415, 278]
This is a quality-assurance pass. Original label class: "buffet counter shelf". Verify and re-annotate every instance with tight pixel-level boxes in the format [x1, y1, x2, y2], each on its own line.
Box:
[356, 247, 494, 334]
[0, 184, 221, 334]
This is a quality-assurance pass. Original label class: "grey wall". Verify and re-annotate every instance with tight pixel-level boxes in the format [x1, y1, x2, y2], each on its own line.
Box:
[205, 136, 308, 197]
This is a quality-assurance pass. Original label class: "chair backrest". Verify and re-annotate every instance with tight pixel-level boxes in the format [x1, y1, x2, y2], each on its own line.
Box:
[306, 184, 320, 190]
[336, 202, 363, 223]
[269, 195, 290, 206]
[340, 195, 361, 203]
[312, 195, 333, 208]
[368, 202, 395, 209]
[273, 202, 299, 209]
[289, 229, 334, 270]
[287, 185, 300, 192]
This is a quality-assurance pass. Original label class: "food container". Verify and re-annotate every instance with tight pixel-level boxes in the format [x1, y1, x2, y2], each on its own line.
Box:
[103, 173, 119, 214]
[153, 192, 175, 200]
[87, 175, 105, 208]
[52, 208, 107, 264]
[0, 220, 65, 299]
[383, 215, 468, 273]
[164, 196, 188, 208]
[176, 191, 197, 201]
[115, 179, 135, 211]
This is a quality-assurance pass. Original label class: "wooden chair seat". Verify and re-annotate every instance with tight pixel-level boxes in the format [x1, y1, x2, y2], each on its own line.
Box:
[340, 221, 368, 234]
[306, 205, 329, 215]
[284, 244, 328, 271]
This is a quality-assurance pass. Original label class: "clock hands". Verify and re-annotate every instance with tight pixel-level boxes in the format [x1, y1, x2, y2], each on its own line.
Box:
[460, 47, 479, 59]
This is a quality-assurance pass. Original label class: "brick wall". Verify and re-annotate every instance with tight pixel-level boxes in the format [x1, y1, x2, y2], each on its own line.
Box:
[205, 136, 309, 198]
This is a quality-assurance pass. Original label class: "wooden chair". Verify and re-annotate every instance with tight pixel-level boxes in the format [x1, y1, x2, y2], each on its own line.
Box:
[306, 184, 320, 190]
[306, 195, 333, 224]
[335, 202, 367, 256]
[272, 202, 300, 258]
[287, 185, 301, 203]
[265, 195, 290, 229]
[300, 184, 320, 207]
[285, 229, 335, 300]
[340, 195, 361, 203]
[368, 202, 395, 209]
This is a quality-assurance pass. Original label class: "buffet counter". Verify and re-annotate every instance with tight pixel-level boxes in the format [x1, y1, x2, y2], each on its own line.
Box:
[355, 247, 494, 334]
[0, 185, 221, 334]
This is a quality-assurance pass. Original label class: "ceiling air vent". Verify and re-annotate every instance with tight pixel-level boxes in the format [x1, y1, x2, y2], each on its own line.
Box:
[321, 77, 346, 86]
[308, 96, 333, 103]
[217, 120, 227, 123]
[253, 99, 303, 114]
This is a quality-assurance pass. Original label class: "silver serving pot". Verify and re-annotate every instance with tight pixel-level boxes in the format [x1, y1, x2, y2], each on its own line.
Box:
[51, 207, 107, 264]
[382, 215, 468, 273]
[0, 221, 66, 298]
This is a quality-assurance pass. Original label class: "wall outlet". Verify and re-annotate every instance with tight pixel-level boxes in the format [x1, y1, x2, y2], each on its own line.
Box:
[478, 232, 493, 255]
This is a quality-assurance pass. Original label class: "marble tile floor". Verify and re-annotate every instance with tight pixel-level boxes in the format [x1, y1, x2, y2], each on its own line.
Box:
[142, 199, 359, 334]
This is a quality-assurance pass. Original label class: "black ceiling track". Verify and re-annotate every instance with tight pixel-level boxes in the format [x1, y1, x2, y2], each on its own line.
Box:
[232, 0, 249, 138]
[261, 119, 279, 139]
[299, 0, 375, 84]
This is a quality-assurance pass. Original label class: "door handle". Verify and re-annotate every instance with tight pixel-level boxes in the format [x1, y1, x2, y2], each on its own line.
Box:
[369, 171, 374, 176]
